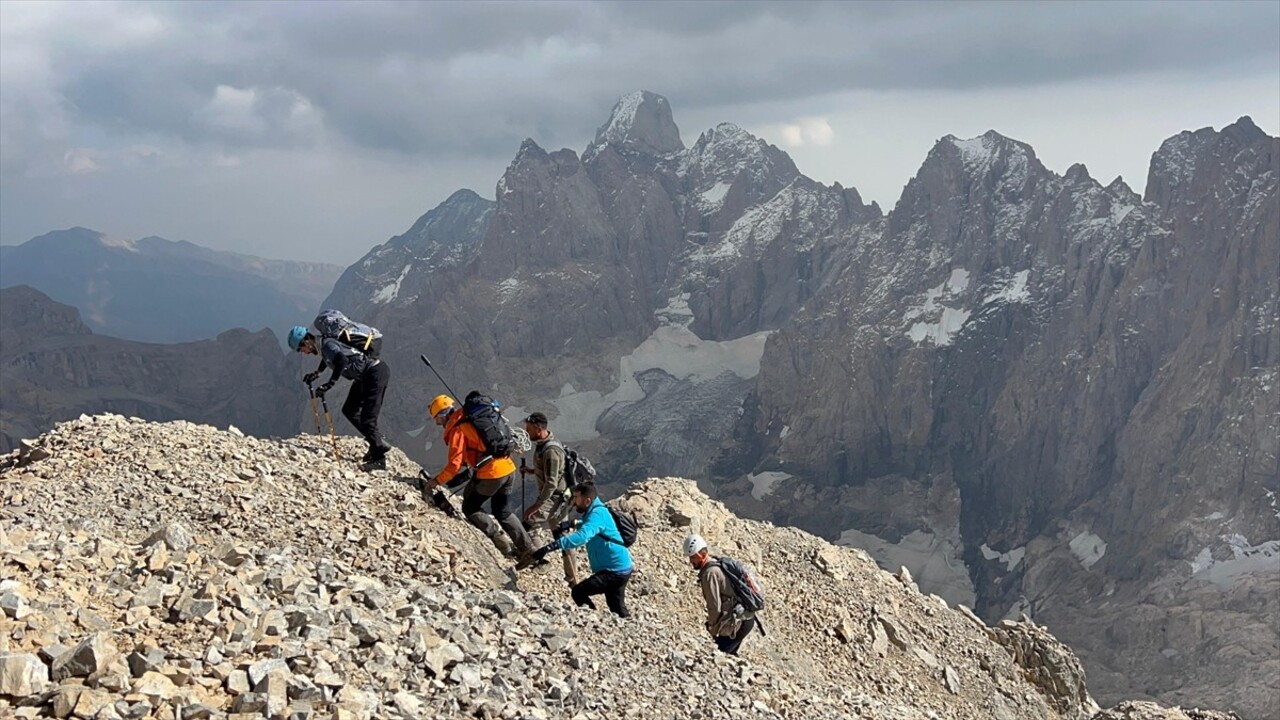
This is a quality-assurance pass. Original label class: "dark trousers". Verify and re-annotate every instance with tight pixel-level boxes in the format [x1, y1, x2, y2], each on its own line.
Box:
[342, 361, 390, 451]
[715, 617, 756, 655]
[460, 473, 534, 556]
[571, 570, 632, 618]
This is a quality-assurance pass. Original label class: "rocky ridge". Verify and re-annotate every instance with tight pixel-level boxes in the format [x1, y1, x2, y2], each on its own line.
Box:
[0, 416, 1241, 719]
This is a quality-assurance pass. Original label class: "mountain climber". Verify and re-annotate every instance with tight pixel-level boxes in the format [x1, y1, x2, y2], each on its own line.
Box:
[288, 322, 391, 470]
[518, 412, 579, 583]
[527, 482, 633, 618]
[425, 394, 535, 564]
[684, 534, 758, 655]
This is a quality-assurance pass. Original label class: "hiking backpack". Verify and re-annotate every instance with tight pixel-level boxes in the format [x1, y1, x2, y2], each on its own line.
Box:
[545, 440, 597, 488]
[601, 504, 638, 547]
[709, 557, 766, 613]
[314, 310, 382, 354]
[462, 390, 516, 460]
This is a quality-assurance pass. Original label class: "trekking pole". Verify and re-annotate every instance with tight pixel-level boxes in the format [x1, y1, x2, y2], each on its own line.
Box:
[307, 384, 323, 434]
[419, 354, 461, 402]
[520, 458, 528, 515]
[319, 395, 342, 462]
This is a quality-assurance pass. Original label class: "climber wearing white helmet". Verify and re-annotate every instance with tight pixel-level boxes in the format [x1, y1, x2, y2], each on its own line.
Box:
[684, 534, 763, 655]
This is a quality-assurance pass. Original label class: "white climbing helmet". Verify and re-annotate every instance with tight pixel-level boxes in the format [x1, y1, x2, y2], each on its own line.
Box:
[682, 534, 708, 557]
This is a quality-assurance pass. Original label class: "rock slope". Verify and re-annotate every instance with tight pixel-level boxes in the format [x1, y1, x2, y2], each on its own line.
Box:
[0, 416, 1240, 720]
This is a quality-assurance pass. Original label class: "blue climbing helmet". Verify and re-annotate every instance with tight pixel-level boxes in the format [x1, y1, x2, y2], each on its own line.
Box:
[287, 325, 309, 351]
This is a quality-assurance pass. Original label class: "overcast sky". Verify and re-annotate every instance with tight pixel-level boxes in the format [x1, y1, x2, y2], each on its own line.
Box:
[2, 1, 1277, 266]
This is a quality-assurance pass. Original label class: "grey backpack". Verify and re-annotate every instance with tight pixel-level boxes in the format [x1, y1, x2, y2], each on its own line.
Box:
[709, 557, 765, 613]
[545, 440, 597, 488]
[314, 310, 381, 354]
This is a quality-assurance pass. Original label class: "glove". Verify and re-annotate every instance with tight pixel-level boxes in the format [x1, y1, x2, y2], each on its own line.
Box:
[444, 469, 471, 490]
[532, 541, 558, 563]
[554, 521, 573, 537]
[303, 371, 320, 385]
[316, 381, 334, 398]
[523, 503, 541, 521]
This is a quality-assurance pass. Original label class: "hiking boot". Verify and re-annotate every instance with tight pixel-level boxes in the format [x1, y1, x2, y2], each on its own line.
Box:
[360, 457, 386, 473]
[491, 535, 515, 558]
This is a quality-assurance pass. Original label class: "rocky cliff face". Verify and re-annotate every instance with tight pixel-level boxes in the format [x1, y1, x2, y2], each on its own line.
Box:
[0, 415, 1241, 719]
[311, 95, 1275, 715]
[325, 91, 870, 471]
[0, 227, 342, 345]
[0, 286, 302, 452]
[721, 119, 1278, 716]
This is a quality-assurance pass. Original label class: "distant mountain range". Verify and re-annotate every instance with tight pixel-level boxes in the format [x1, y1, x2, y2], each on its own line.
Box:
[0, 227, 342, 344]
[0, 285, 301, 453]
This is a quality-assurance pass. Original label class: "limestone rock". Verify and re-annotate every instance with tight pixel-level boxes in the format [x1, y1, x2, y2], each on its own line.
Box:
[0, 653, 49, 696]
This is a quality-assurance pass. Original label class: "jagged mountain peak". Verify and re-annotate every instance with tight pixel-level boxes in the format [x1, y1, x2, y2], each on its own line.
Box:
[442, 187, 487, 204]
[1145, 117, 1277, 207]
[389, 188, 495, 251]
[591, 90, 684, 156]
[1104, 176, 1139, 202]
[1222, 115, 1267, 145]
[681, 122, 801, 189]
[511, 137, 549, 164]
[937, 130, 1041, 177]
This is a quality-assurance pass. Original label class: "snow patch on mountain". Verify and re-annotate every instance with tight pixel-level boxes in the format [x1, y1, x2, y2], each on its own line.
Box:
[746, 470, 791, 500]
[371, 264, 412, 304]
[691, 182, 837, 267]
[838, 526, 977, 608]
[598, 91, 646, 146]
[984, 270, 1031, 304]
[1069, 530, 1107, 569]
[903, 269, 975, 346]
[981, 543, 1026, 572]
[1189, 535, 1280, 589]
[907, 309, 971, 346]
[952, 136, 996, 169]
[699, 182, 731, 211]
[657, 292, 694, 327]
[498, 277, 522, 302]
[551, 325, 772, 442]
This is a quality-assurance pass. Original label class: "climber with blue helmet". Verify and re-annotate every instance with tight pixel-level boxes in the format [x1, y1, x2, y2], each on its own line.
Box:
[291, 310, 392, 471]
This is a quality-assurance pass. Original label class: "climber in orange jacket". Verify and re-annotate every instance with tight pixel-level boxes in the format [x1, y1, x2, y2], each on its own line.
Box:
[428, 394, 535, 563]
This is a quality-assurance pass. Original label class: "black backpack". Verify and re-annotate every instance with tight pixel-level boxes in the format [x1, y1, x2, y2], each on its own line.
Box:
[462, 391, 516, 460]
[600, 505, 638, 547]
[708, 557, 765, 613]
[545, 440, 597, 488]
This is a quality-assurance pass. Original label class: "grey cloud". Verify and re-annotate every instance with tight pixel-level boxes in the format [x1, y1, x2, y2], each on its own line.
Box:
[20, 0, 1276, 162]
